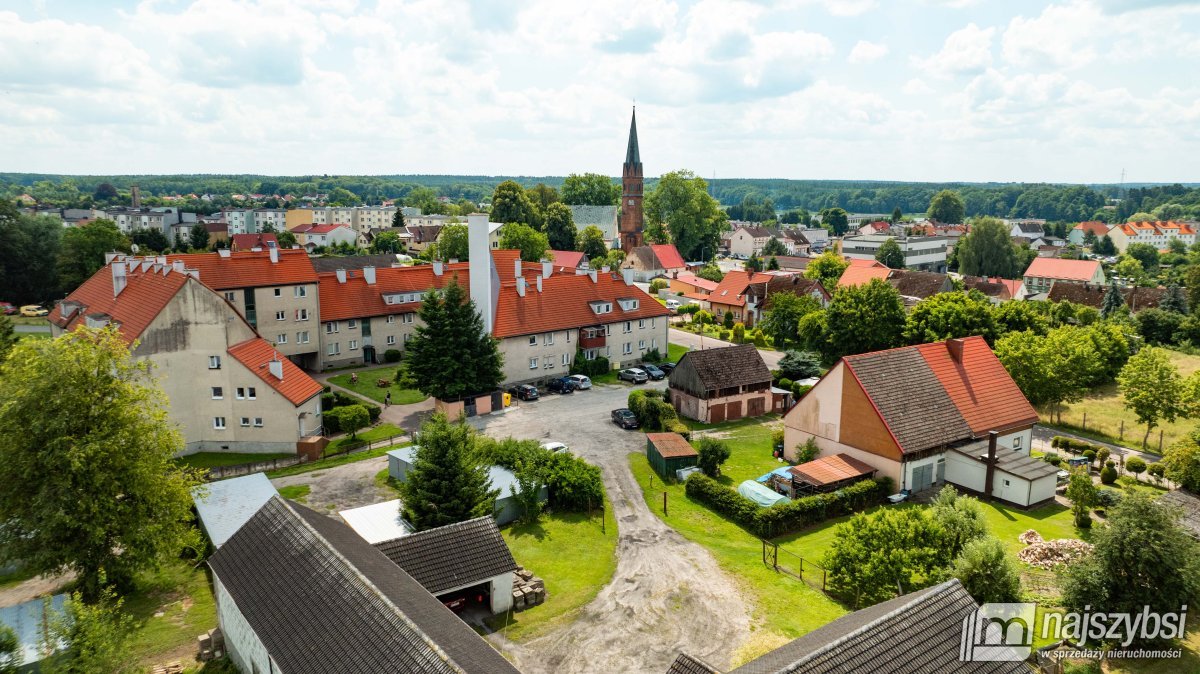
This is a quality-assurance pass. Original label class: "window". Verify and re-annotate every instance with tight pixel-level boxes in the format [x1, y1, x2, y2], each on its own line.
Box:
[403, 333, 411, 343]
[605, 325, 611, 336]
[544, 356, 554, 369]
[639, 339, 646, 350]
[240, 417, 250, 427]
[566, 330, 571, 342]
[623, 342, 632, 355]
[224, 292, 236, 302]
[402, 314, 414, 324]
[584, 348, 597, 360]
[274, 288, 282, 297]
[651, 338, 658, 350]
[562, 353, 570, 366]
[348, 319, 357, 329]
[297, 331, 310, 344]
[529, 336, 537, 346]
[213, 417, 226, 430]
[349, 340, 359, 350]
[638, 319, 645, 329]
[296, 308, 309, 321]
[1013, 436, 1023, 449]
[623, 321, 632, 333]
[386, 335, 396, 345]
[208, 355, 221, 369]
[253, 417, 263, 427]
[325, 322, 338, 334]
[211, 387, 223, 399]
[545, 333, 555, 345]
[294, 286, 307, 298]
[327, 342, 340, 356]
[236, 388, 244, 399]
[276, 333, 287, 344]
[387, 314, 395, 324]
[651, 318, 656, 329]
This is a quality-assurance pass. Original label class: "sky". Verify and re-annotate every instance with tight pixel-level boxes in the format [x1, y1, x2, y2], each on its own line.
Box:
[1, 0, 1198, 183]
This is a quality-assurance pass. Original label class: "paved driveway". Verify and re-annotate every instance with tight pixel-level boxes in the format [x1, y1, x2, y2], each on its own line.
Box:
[471, 382, 752, 674]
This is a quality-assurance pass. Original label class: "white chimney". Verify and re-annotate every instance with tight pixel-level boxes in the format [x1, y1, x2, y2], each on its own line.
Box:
[104, 251, 120, 264]
[269, 247, 279, 264]
[542, 260, 552, 278]
[336, 269, 347, 284]
[363, 266, 376, 284]
[516, 277, 526, 297]
[156, 255, 166, 265]
[112, 261, 127, 297]
[448, 258, 459, 264]
[268, 358, 284, 381]
[172, 260, 185, 273]
[589, 270, 598, 283]
[514, 258, 523, 279]
[468, 212, 498, 334]
[622, 268, 634, 285]
[601, 266, 610, 273]
[140, 259, 152, 273]
[218, 248, 231, 258]
[536, 275, 543, 292]
[575, 268, 588, 276]
[433, 261, 443, 276]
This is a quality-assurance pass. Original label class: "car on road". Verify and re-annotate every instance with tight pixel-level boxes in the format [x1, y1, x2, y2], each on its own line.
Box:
[546, 377, 577, 394]
[0, 302, 15, 315]
[541, 441, 570, 454]
[508, 384, 540, 401]
[618, 368, 648, 384]
[19, 305, 48, 317]
[657, 362, 677, 375]
[641, 364, 666, 380]
[611, 408, 639, 429]
[567, 374, 592, 390]
[665, 299, 681, 313]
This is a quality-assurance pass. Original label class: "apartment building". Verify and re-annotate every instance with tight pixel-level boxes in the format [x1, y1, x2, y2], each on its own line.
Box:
[49, 257, 323, 455]
[1023, 257, 1105, 295]
[1108, 220, 1197, 252]
[223, 209, 287, 235]
[292, 224, 358, 251]
[99, 207, 181, 234]
[353, 206, 398, 233]
[841, 235, 948, 272]
[167, 248, 322, 369]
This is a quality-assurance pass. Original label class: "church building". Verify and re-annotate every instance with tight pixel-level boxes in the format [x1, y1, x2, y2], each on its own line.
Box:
[619, 108, 645, 253]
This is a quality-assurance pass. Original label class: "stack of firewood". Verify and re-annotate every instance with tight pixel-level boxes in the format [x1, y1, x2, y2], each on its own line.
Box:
[1017, 537, 1093, 570]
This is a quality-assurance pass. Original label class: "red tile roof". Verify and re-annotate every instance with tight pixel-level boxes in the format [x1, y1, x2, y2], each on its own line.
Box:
[647, 432, 698, 458]
[227, 338, 323, 405]
[789, 453, 877, 486]
[649, 244, 686, 270]
[317, 264, 471, 322]
[672, 273, 718, 292]
[1072, 221, 1110, 237]
[847, 258, 886, 268]
[166, 249, 318, 290]
[50, 262, 188, 344]
[915, 337, 1038, 436]
[550, 250, 586, 269]
[708, 270, 774, 308]
[230, 233, 278, 251]
[838, 265, 891, 287]
[492, 270, 669, 338]
[1023, 257, 1101, 282]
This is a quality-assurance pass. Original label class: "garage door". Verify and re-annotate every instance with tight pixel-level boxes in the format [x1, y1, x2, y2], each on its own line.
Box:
[747, 396, 765, 417]
[727, 400, 743, 420]
[709, 403, 726, 424]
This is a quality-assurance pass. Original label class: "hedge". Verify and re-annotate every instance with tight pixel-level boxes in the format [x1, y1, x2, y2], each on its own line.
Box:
[321, 391, 380, 433]
[684, 473, 891, 538]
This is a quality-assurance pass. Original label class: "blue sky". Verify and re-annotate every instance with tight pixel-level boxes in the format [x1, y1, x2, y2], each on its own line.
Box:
[1, 0, 1198, 182]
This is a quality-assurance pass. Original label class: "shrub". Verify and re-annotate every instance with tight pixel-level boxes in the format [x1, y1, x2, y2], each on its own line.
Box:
[1083, 449, 1096, 465]
[777, 351, 822, 380]
[1051, 436, 1064, 449]
[752, 330, 768, 347]
[792, 383, 813, 398]
[795, 438, 819, 463]
[649, 279, 668, 293]
[1100, 460, 1118, 485]
[723, 311, 735, 329]
[777, 377, 793, 390]
[732, 323, 746, 343]
[1147, 462, 1166, 479]
[953, 536, 1022, 604]
[642, 348, 663, 363]
[1043, 453, 1062, 466]
[771, 429, 785, 450]
[1096, 447, 1110, 468]
[1125, 456, 1147, 477]
[1094, 488, 1122, 509]
[719, 329, 731, 341]
[696, 438, 731, 477]
[383, 349, 402, 363]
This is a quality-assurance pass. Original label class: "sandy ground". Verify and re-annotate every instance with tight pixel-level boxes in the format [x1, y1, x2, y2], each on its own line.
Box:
[0, 571, 74, 608]
[472, 383, 752, 674]
[270, 455, 392, 512]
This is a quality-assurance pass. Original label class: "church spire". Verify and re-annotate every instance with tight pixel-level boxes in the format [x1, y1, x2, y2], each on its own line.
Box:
[625, 107, 640, 166]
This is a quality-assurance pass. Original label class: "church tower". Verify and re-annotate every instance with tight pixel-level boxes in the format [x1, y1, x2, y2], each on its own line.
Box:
[618, 107, 644, 253]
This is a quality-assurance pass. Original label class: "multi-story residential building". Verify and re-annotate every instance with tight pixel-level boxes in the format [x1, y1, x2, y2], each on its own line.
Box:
[167, 248, 322, 369]
[1108, 220, 1196, 252]
[222, 208, 287, 235]
[293, 224, 358, 251]
[1022, 257, 1106, 295]
[841, 234, 947, 272]
[703, 269, 778, 327]
[727, 225, 777, 258]
[99, 207, 181, 234]
[1067, 221, 1111, 246]
[49, 256, 323, 455]
[1007, 220, 1046, 242]
[353, 206, 397, 233]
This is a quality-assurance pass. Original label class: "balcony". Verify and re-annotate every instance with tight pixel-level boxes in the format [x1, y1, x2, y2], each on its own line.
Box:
[580, 332, 606, 349]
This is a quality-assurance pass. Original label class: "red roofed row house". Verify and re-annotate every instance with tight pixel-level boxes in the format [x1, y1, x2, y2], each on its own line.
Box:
[1022, 257, 1105, 296]
[50, 255, 324, 456]
[1108, 220, 1196, 253]
[783, 336, 1057, 508]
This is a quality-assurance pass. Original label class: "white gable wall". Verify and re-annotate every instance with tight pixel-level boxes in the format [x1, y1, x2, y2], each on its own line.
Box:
[215, 576, 279, 674]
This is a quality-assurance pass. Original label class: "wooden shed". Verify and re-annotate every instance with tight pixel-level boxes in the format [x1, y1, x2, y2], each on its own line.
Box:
[646, 432, 699, 479]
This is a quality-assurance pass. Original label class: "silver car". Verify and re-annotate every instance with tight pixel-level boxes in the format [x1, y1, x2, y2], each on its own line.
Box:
[567, 374, 592, 390]
[618, 368, 648, 384]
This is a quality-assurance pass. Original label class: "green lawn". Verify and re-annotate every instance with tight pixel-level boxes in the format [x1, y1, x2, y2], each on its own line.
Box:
[1040, 349, 1200, 453]
[16, 331, 50, 341]
[124, 559, 217, 671]
[277, 484, 311, 503]
[629, 453, 847, 666]
[9, 316, 49, 326]
[667, 342, 689, 364]
[487, 506, 618, 642]
[688, 416, 785, 486]
[175, 452, 293, 470]
[328, 366, 427, 405]
[976, 501, 1088, 555]
[266, 440, 410, 479]
[1107, 475, 1169, 497]
[323, 422, 405, 457]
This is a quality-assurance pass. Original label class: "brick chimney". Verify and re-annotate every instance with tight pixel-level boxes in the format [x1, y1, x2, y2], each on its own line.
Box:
[947, 337, 965, 363]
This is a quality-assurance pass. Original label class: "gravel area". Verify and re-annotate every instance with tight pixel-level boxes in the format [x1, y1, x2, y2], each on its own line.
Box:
[270, 455, 392, 512]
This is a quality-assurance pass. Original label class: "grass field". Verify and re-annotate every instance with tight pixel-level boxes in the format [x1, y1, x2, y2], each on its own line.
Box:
[323, 422, 404, 457]
[175, 452, 293, 470]
[16, 331, 50, 341]
[124, 559, 217, 671]
[487, 505, 618, 642]
[277, 484, 311, 503]
[687, 416, 785, 485]
[328, 365, 427, 405]
[1041, 349, 1200, 452]
[629, 453, 847, 665]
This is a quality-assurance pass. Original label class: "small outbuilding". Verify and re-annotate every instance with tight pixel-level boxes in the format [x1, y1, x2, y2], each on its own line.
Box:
[388, 446, 547, 526]
[339, 500, 414, 544]
[668, 344, 774, 424]
[646, 432, 699, 480]
[737, 479, 790, 507]
[789, 454, 878, 497]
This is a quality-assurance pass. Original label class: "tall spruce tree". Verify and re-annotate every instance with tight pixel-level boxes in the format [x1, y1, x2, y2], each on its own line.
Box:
[1100, 282, 1126, 318]
[1161, 283, 1189, 315]
[406, 278, 503, 400]
[400, 413, 498, 531]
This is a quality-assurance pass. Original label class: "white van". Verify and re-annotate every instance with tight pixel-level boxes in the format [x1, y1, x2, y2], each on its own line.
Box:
[665, 299, 681, 312]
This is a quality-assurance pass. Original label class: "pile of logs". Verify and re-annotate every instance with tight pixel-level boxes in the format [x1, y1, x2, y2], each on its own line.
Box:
[1017, 534, 1093, 570]
[512, 566, 546, 611]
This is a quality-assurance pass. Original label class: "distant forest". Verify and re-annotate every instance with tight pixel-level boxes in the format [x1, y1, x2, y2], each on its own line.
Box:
[4, 172, 1200, 223]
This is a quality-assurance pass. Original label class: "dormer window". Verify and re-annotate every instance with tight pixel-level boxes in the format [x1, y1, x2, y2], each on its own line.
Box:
[589, 300, 613, 315]
[618, 298, 640, 311]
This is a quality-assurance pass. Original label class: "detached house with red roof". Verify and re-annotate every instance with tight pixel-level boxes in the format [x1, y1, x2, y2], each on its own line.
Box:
[50, 256, 324, 456]
[292, 223, 358, 252]
[623, 243, 687, 282]
[705, 269, 778, 327]
[1022, 257, 1105, 296]
[783, 336, 1055, 507]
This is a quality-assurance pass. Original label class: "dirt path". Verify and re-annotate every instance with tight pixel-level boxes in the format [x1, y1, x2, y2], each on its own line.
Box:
[475, 387, 752, 673]
[0, 571, 74, 608]
[270, 455, 391, 512]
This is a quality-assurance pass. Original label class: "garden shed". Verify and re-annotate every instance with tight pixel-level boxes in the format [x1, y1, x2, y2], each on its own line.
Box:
[646, 432, 699, 480]
[789, 453, 877, 496]
[387, 446, 546, 526]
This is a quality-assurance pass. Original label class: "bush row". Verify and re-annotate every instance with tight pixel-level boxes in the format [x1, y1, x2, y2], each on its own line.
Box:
[474, 437, 605, 512]
[320, 391, 381, 433]
[629, 389, 689, 435]
[684, 473, 891, 538]
[1050, 436, 1107, 456]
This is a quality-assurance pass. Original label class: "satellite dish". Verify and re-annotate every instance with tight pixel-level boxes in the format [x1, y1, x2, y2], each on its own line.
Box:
[131, 243, 140, 254]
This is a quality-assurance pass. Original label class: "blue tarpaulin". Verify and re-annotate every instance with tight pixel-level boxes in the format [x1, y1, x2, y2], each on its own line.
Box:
[756, 466, 793, 483]
[738, 480, 790, 507]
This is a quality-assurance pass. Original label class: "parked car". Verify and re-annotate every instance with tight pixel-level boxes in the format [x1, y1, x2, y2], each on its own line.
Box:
[665, 299, 681, 312]
[658, 362, 677, 374]
[0, 302, 15, 315]
[541, 441, 570, 454]
[618, 368, 648, 384]
[547, 377, 577, 394]
[507, 384, 540, 401]
[567, 374, 592, 390]
[641, 364, 666, 380]
[19, 305, 48, 317]
[611, 408, 639, 429]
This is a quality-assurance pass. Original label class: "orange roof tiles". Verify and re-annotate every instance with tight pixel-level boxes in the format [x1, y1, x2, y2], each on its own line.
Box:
[550, 250, 586, 269]
[674, 273, 719, 292]
[649, 244, 686, 269]
[167, 249, 317, 290]
[647, 433, 698, 458]
[227, 338, 323, 405]
[915, 337, 1038, 435]
[1023, 257, 1101, 282]
[789, 453, 877, 486]
[847, 258, 886, 268]
[230, 233, 278, 251]
[317, 264, 471, 322]
[708, 270, 774, 307]
[1072, 221, 1110, 237]
[837, 265, 891, 288]
[492, 271, 669, 338]
[51, 263, 188, 344]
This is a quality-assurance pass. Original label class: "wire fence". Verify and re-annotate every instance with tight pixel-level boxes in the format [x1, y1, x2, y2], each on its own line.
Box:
[762, 539, 828, 595]
[206, 432, 409, 480]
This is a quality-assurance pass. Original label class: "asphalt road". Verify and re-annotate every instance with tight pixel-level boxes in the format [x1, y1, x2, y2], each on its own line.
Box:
[14, 324, 50, 333]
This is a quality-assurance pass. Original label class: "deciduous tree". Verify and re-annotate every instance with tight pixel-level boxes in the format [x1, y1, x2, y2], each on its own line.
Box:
[400, 413, 497, 531]
[561, 173, 620, 206]
[544, 202, 577, 251]
[927, 189, 965, 224]
[499, 222, 549, 262]
[58, 219, 128, 292]
[577, 225, 609, 259]
[0, 328, 201, 598]
[803, 251, 849, 293]
[761, 293, 821, 350]
[696, 438, 731, 477]
[875, 237, 905, 269]
[1164, 430, 1200, 493]
[817, 207, 849, 235]
[823, 508, 951, 608]
[695, 262, 724, 283]
[903, 291, 997, 345]
[823, 279, 905, 362]
[1119, 346, 1185, 448]
[643, 170, 727, 261]
[952, 537, 1022, 604]
[956, 218, 1020, 278]
[1065, 468, 1097, 528]
[0, 201, 63, 304]
[995, 326, 1100, 422]
[762, 237, 787, 257]
[490, 180, 540, 228]
[370, 230, 402, 254]
[41, 589, 135, 674]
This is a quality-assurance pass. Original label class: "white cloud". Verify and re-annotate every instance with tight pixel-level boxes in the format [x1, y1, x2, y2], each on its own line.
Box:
[821, 0, 878, 17]
[902, 78, 934, 95]
[912, 23, 995, 77]
[848, 40, 889, 64]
